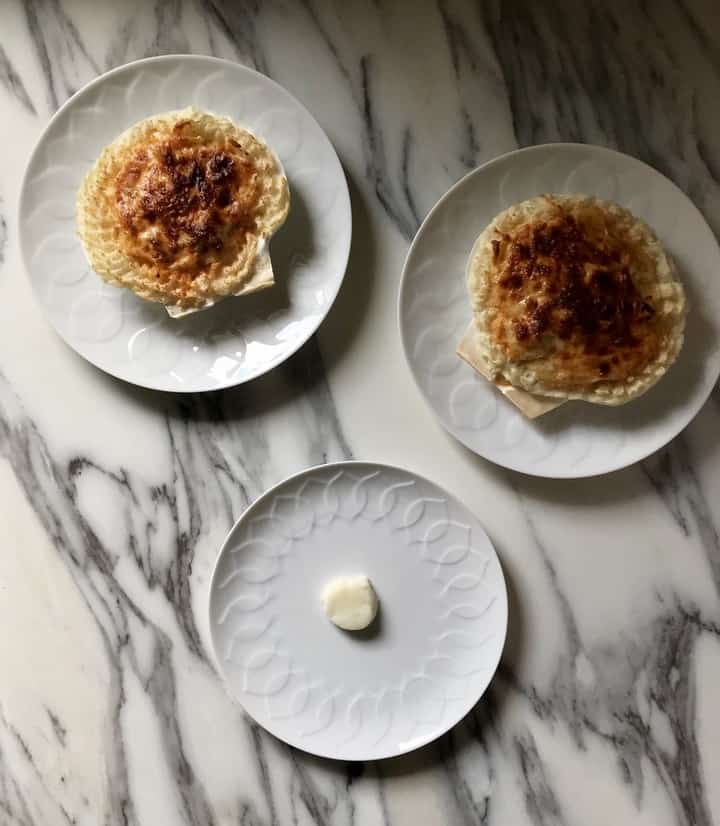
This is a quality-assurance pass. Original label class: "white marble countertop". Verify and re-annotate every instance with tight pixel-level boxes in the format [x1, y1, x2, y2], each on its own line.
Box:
[1, 2, 720, 824]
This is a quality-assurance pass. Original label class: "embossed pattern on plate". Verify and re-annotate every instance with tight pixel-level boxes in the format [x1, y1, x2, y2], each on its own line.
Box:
[399, 144, 720, 477]
[19, 55, 351, 392]
[208, 462, 507, 761]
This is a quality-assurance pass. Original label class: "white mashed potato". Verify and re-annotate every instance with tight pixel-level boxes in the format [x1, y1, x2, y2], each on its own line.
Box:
[321, 575, 378, 631]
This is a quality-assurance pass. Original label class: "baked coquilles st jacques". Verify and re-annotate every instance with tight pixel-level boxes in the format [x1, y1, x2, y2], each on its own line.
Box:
[77, 107, 289, 317]
[458, 194, 687, 418]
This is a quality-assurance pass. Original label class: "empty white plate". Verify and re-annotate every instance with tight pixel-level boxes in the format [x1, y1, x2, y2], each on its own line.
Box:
[208, 462, 507, 761]
[399, 143, 720, 477]
[19, 55, 351, 392]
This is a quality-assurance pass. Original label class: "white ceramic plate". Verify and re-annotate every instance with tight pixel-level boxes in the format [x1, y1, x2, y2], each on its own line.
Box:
[399, 143, 720, 478]
[19, 55, 351, 392]
[208, 462, 507, 761]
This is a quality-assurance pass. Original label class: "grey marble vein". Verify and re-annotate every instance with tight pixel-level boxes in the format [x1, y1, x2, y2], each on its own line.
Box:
[1, 1, 720, 825]
[296, 2, 430, 240]
[0, 712, 39, 826]
[0, 352, 351, 825]
[22, 0, 100, 110]
[0, 42, 35, 114]
[507, 477, 719, 826]
[480, 0, 720, 232]
[0, 207, 6, 266]
[0, 707, 74, 826]
[148, 634, 216, 826]
[151, 0, 192, 56]
[199, 0, 269, 76]
[436, 724, 492, 824]
[247, 720, 279, 826]
[437, 0, 510, 170]
[643, 436, 720, 592]
[515, 731, 564, 826]
[360, 55, 421, 242]
[45, 708, 66, 748]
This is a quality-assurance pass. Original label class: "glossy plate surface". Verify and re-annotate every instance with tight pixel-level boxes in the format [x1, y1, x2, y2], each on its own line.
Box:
[20, 55, 351, 392]
[399, 143, 720, 477]
[209, 462, 508, 760]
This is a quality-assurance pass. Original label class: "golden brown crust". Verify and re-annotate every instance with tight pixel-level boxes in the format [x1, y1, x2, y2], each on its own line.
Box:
[114, 125, 260, 277]
[467, 195, 686, 405]
[489, 203, 661, 387]
[77, 108, 289, 311]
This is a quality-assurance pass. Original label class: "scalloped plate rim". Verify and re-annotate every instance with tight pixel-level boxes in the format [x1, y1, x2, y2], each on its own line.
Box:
[18, 54, 352, 392]
[398, 142, 720, 478]
[207, 459, 508, 761]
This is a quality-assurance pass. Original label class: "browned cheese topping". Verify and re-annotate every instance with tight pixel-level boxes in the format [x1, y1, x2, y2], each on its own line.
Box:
[487, 204, 664, 388]
[114, 120, 261, 285]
